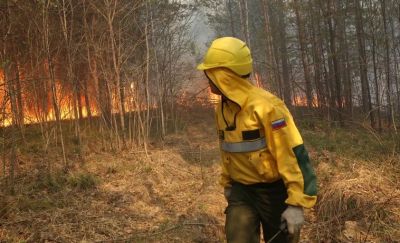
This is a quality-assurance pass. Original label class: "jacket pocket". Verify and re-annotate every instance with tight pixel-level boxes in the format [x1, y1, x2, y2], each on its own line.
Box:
[249, 149, 278, 181]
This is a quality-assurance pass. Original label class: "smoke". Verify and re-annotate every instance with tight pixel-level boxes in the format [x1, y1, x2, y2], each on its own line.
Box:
[182, 6, 215, 96]
[191, 9, 215, 54]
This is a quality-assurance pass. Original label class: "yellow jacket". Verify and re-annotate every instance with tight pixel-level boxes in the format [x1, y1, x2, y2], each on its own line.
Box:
[206, 68, 317, 208]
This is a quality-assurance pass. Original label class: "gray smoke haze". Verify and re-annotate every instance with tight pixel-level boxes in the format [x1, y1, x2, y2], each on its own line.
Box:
[182, 8, 215, 96]
[191, 9, 215, 54]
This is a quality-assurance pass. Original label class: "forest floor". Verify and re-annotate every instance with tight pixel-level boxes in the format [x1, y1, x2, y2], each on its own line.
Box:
[0, 108, 399, 242]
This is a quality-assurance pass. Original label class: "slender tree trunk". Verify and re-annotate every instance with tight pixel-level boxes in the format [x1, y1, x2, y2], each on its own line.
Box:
[371, 27, 382, 132]
[227, 0, 236, 37]
[380, 0, 392, 126]
[149, 4, 165, 138]
[324, 0, 343, 123]
[336, 0, 352, 118]
[84, 3, 111, 127]
[310, 1, 324, 111]
[355, 0, 374, 127]
[77, 86, 83, 120]
[9, 120, 16, 195]
[43, 0, 67, 169]
[14, 63, 24, 132]
[261, 0, 277, 90]
[4, 66, 17, 194]
[293, 0, 313, 109]
[342, 25, 353, 117]
[144, 0, 151, 153]
[4, 0, 25, 138]
[243, 0, 250, 47]
[83, 77, 92, 119]
[277, 0, 292, 107]
[318, 0, 334, 122]
[238, 0, 245, 41]
[389, 15, 400, 115]
[59, 0, 81, 147]
[105, 0, 125, 142]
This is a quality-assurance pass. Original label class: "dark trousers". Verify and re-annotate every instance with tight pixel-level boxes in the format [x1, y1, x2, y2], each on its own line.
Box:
[225, 180, 290, 243]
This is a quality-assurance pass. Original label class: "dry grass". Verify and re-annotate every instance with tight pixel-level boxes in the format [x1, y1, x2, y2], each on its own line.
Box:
[1, 150, 225, 242]
[0, 111, 226, 242]
[310, 155, 400, 242]
[1, 112, 400, 242]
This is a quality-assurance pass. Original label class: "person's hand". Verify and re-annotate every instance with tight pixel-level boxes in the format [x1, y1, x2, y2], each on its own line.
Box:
[224, 187, 231, 201]
[281, 206, 304, 234]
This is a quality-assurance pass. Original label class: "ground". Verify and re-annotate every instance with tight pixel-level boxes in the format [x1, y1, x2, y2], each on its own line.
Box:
[0, 108, 399, 242]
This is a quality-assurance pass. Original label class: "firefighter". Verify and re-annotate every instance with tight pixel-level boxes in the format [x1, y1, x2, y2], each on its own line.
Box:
[197, 37, 317, 243]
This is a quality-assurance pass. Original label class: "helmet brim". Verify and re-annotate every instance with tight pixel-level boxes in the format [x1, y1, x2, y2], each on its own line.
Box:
[197, 63, 208, 71]
[197, 62, 252, 76]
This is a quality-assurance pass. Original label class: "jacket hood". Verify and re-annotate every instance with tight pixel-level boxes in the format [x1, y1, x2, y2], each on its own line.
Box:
[205, 68, 254, 107]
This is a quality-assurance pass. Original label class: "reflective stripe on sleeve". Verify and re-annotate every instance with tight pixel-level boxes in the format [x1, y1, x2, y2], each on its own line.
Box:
[221, 137, 267, 153]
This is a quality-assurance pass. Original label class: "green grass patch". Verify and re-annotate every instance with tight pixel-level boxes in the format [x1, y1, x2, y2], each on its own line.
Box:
[31, 171, 100, 192]
[301, 126, 395, 161]
[67, 172, 99, 190]
[32, 173, 67, 193]
[17, 197, 55, 211]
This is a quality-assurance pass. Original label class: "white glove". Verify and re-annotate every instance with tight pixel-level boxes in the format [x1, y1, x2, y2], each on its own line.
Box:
[224, 187, 231, 201]
[281, 206, 304, 234]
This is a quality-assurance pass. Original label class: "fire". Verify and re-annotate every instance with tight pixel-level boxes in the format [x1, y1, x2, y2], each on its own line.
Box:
[0, 64, 159, 127]
[293, 95, 318, 107]
[31, 80, 96, 124]
[0, 65, 100, 127]
[0, 69, 11, 127]
[177, 83, 220, 108]
[0, 66, 321, 128]
[208, 87, 220, 104]
[254, 73, 264, 88]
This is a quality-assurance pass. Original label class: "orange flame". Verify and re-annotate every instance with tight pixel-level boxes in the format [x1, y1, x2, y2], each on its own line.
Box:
[0, 60, 169, 127]
[208, 87, 220, 105]
[0, 69, 12, 127]
[293, 95, 318, 107]
[254, 73, 264, 88]
[0, 66, 99, 127]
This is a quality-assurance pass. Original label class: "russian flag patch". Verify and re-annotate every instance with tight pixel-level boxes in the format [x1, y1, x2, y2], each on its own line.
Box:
[272, 118, 287, 130]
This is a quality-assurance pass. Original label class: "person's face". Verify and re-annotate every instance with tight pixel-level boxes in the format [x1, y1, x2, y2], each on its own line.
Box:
[209, 79, 222, 95]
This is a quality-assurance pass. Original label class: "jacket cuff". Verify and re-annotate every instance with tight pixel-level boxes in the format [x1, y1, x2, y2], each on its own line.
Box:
[285, 188, 317, 208]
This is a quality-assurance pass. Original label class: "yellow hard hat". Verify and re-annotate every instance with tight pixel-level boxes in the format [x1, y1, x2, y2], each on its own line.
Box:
[197, 37, 253, 76]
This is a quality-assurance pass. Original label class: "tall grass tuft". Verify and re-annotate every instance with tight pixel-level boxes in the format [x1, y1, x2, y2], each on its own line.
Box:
[67, 172, 99, 190]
